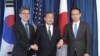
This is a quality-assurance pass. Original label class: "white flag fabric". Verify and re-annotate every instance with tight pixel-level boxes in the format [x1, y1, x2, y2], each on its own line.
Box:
[57, 0, 68, 56]
[0, 0, 15, 56]
[96, 0, 100, 56]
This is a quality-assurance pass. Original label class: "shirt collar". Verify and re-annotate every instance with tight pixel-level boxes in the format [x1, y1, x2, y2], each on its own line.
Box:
[46, 24, 53, 28]
[73, 20, 80, 25]
[21, 20, 28, 27]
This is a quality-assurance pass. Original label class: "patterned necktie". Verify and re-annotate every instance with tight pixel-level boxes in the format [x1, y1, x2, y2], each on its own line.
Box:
[25, 23, 30, 39]
[48, 27, 51, 40]
[74, 24, 78, 39]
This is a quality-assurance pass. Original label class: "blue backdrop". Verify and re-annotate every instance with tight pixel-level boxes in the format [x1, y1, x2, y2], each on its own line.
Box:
[0, 0, 4, 48]
[0, 0, 98, 56]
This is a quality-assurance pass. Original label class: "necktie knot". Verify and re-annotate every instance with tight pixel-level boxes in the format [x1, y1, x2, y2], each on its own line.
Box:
[25, 23, 28, 26]
[75, 24, 77, 27]
[49, 26, 50, 29]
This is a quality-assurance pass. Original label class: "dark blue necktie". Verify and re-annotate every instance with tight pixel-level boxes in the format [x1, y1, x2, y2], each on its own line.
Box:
[74, 24, 78, 39]
[48, 27, 51, 40]
[25, 23, 30, 39]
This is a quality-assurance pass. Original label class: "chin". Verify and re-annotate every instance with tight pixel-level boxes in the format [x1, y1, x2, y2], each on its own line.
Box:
[24, 20, 29, 22]
[25, 19, 29, 21]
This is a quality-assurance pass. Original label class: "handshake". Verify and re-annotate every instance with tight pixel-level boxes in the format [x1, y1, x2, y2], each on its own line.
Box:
[57, 39, 64, 48]
[30, 39, 64, 51]
[30, 44, 39, 51]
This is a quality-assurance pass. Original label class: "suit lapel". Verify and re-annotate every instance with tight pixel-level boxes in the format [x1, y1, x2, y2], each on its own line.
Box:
[43, 25, 56, 41]
[76, 22, 83, 39]
[19, 22, 29, 40]
[51, 26, 55, 41]
[43, 25, 50, 41]
[71, 22, 83, 39]
[70, 22, 75, 39]
[29, 24, 32, 40]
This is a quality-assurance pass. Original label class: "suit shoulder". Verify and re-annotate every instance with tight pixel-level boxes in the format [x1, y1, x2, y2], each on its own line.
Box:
[37, 25, 44, 30]
[12, 22, 22, 31]
[81, 21, 89, 26]
[64, 22, 71, 28]
[68, 22, 72, 25]
[53, 26, 59, 30]
[29, 24, 35, 29]
[13, 22, 21, 28]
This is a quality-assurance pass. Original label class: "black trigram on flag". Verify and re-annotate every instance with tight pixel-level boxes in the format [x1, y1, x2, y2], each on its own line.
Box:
[6, 0, 14, 7]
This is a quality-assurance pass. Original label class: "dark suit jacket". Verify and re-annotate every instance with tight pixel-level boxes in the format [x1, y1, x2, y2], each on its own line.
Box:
[12, 22, 36, 56]
[63, 21, 91, 56]
[36, 25, 60, 56]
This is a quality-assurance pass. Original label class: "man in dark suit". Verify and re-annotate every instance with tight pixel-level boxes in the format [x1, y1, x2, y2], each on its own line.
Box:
[12, 7, 38, 56]
[57, 7, 91, 56]
[36, 11, 60, 56]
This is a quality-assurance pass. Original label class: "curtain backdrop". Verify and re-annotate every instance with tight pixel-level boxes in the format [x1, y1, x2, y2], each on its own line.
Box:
[0, 0, 4, 48]
[0, 0, 98, 56]
[67, 0, 98, 56]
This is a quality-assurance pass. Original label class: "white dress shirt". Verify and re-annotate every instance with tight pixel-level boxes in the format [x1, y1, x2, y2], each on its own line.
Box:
[72, 20, 80, 33]
[46, 24, 53, 37]
[21, 20, 29, 29]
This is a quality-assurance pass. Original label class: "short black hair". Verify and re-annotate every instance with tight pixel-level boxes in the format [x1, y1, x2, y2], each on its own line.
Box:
[19, 7, 30, 14]
[70, 7, 81, 13]
[44, 11, 54, 17]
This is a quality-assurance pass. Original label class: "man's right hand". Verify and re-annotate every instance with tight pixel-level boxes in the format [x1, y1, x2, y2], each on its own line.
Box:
[57, 39, 64, 48]
[31, 44, 38, 51]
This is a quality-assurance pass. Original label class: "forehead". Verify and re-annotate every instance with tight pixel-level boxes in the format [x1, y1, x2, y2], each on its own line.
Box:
[21, 10, 30, 13]
[71, 9, 80, 13]
[46, 13, 54, 16]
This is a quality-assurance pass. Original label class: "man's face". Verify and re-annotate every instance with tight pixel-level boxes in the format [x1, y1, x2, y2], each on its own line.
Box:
[19, 10, 30, 22]
[44, 13, 54, 25]
[71, 9, 81, 22]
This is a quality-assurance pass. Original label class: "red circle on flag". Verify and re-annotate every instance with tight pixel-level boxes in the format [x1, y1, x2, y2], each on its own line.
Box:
[6, 15, 15, 28]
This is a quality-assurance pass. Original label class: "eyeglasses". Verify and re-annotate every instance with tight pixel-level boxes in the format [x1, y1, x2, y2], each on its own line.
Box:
[21, 13, 30, 15]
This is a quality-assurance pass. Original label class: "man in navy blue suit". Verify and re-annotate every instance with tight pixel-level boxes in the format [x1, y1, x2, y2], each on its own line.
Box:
[12, 7, 38, 56]
[36, 11, 61, 56]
